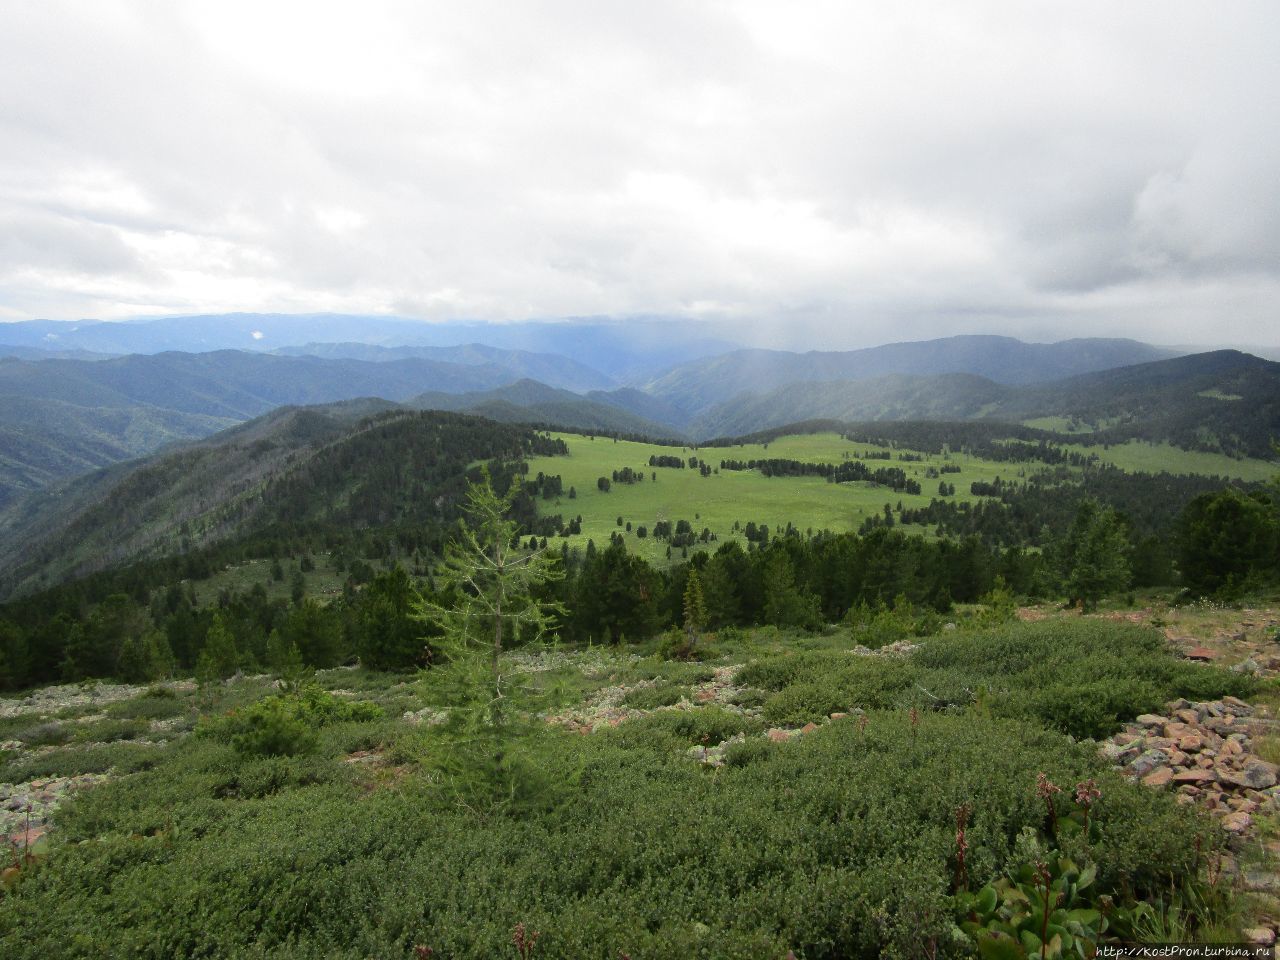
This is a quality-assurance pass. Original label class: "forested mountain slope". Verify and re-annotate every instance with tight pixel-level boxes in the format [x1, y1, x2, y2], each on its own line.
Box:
[0, 406, 554, 598]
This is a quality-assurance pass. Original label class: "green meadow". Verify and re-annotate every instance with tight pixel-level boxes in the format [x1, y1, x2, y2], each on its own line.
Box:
[525, 432, 1041, 563]
[525, 430, 1277, 564]
[1074, 439, 1276, 482]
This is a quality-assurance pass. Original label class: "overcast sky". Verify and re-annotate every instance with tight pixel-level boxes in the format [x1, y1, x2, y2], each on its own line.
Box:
[1, 2, 1277, 348]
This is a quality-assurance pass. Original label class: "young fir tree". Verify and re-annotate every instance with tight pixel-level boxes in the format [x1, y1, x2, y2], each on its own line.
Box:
[414, 468, 564, 813]
[682, 569, 707, 651]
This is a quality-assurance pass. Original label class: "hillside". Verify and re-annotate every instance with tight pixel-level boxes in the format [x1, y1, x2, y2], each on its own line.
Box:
[999, 349, 1280, 457]
[643, 335, 1179, 417]
[0, 351, 528, 503]
[684, 350, 1280, 457]
[0, 397, 238, 509]
[0, 406, 550, 598]
[409, 380, 681, 439]
[690, 373, 1009, 438]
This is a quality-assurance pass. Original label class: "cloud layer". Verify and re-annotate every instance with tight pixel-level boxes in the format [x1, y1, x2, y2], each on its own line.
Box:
[2, 1, 1278, 348]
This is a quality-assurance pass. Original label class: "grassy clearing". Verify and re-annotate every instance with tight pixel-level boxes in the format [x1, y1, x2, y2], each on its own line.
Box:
[188, 553, 351, 606]
[1069, 440, 1276, 482]
[525, 431, 1036, 564]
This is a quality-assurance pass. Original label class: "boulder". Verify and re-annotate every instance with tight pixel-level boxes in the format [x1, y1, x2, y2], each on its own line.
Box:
[1135, 714, 1169, 728]
[1128, 750, 1169, 777]
[1221, 811, 1253, 834]
[1221, 761, 1278, 791]
[1142, 768, 1173, 788]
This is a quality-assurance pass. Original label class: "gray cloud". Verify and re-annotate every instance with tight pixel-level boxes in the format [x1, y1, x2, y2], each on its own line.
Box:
[1, 1, 1278, 348]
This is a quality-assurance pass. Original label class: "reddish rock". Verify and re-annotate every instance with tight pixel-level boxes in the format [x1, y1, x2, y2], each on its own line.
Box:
[800, 722, 819, 734]
[1186, 647, 1217, 661]
[829, 712, 848, 721]
[1163, 722, 1189, 740]
[1178, 733, 1203, 752]
[1172, 769, 1216, 783]
[1143, 768, 1173, 788]
[1197, 755, 1216, 769]
[767, 729, 792, 743]
[1221, 811, 1253, 833]
[1175, 708, 1202, 725]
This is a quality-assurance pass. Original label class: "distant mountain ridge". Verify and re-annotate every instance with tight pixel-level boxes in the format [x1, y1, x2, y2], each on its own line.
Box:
[274, 342, 617, 393]
[642, 335, 1181, 417]
[0, 314, 738, 381]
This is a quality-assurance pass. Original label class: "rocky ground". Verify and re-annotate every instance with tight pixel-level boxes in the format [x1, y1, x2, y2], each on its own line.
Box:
[0, 679, 196, 858]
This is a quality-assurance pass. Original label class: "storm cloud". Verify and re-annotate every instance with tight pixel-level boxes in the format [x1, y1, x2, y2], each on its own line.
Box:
[1, 1, 1277, 348]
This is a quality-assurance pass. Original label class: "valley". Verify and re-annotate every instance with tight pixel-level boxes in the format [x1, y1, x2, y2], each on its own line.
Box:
[0, 321, 1277, 957]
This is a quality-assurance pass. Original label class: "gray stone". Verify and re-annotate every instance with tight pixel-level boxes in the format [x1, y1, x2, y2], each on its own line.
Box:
[1129, 749, 1169, 777]
[1221, 761, 1278, 791]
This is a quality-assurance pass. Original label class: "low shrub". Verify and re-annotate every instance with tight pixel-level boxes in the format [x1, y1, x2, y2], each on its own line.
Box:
[106, 693, 186, 721]
[12, 721, 70, 747]
[73, 718, 150, 744]
[741, 620, 1256, 737]
[631, 706, 761, 745]
[621, 684, 688, 709]
[200, 684, 384, 758]
[0, 707, 1213, 959]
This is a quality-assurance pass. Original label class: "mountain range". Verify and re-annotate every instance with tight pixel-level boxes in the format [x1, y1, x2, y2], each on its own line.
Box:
[1, 316, 1277, 524]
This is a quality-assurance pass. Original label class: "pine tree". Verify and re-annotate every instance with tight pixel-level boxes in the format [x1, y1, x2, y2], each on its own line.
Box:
[414, 468, 564, 811]
[1059, 500, 1131, 611]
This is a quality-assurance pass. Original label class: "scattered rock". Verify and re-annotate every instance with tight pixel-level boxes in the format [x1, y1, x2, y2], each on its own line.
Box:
[1185, 648, 1217, 662]
[1105, 696, 1280, 838]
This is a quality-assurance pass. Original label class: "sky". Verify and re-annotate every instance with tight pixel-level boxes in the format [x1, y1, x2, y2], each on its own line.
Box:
[1, 1, 1278, 349]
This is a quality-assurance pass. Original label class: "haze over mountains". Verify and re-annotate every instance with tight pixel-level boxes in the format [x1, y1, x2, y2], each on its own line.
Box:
[0, 315, 1277, 516]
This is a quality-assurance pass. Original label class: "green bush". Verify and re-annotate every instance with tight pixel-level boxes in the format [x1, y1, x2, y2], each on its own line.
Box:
[761, 681, 849, 726]
[227, 699, 319, 757]
[741, 620, 1256, 737]
[72, 718, 149, 744]
[200, 684, 384, 758]
[12, 721, 70, 747]
[0, 707, 1212, 959]
[621, 684, 689, 709]
[631, 706, 761, 745]
[106, 693, 186, 721]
